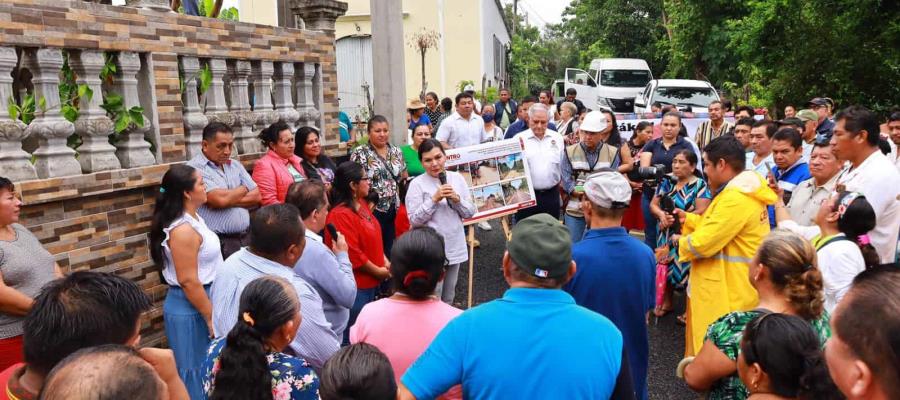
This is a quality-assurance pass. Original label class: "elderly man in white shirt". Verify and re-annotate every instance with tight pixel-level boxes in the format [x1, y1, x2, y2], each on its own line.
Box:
[787, 141, 843, 226]
[831, 106, 900, 263]
[514, 103, 565, 220]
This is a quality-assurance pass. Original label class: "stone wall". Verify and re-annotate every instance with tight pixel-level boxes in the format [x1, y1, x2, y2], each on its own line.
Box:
[1, 0, 346, 346]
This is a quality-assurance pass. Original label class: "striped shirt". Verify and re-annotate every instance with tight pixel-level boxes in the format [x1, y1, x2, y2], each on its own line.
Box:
[210, 248, 340, 370]
[187, 152, 257, 234]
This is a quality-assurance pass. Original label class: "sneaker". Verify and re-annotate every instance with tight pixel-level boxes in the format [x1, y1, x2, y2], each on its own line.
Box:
[477, 220, 492, 231]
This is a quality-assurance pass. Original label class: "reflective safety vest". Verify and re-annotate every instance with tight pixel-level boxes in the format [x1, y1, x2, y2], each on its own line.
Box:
[564, 142, 620, 217]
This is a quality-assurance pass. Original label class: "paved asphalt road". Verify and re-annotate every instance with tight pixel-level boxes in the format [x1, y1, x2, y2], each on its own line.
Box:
[450, 219, 698, 400]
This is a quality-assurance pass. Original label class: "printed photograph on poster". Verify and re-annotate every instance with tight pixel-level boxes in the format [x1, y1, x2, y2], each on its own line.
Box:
[498, 154, 526, 180]
[445, 139, 537, 224]
[502, 178, 532, 205]
[475, 184, 505, 212]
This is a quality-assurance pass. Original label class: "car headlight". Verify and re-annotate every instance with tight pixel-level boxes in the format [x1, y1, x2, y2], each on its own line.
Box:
[597, 97, 613, 107]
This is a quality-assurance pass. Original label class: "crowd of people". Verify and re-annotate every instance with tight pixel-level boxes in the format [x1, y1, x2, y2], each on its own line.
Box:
[0, 80, 899, 400]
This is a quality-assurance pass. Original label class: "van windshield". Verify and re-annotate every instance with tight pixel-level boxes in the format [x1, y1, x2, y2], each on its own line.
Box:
[599, 70, 652, 87]
[653, 87, 717, 107]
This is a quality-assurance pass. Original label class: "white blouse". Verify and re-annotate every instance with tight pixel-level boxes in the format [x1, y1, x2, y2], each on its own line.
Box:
[162, 213, 222, 287]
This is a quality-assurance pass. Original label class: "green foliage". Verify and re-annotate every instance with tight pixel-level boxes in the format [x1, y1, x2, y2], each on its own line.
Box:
[504, 4, 580, 99]
[513, 0, 899, 114]
[218, 7, 239, 21]
[100, 93, 145, 134]
[7, 94, 36, 124]
[456, 80, 475, 93]
[199, 63, 212, 94]
[59, 51, 94, 123]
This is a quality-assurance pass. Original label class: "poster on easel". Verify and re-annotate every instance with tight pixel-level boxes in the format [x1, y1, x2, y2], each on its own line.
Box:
[444, 139, 537, 224]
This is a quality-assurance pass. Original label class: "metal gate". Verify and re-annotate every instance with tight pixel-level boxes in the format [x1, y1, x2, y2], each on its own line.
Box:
[335, 35, 374, 123]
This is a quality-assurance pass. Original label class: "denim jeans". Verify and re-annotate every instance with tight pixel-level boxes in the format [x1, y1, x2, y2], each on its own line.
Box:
[641, 190, 657, 249]
[182, 0, 200, 16]
[434, 262, 463, 304]
[564, 214, 587, 243]
[343, 287, 378, 345]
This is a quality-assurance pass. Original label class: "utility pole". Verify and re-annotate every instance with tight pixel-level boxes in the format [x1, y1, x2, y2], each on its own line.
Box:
[370, 0, 407, 145]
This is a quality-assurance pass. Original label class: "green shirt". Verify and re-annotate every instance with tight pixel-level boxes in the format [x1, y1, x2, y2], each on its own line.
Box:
[705, 310, 831, 400]
[287, 164, 305, 183]
[401, 145, 425, 177]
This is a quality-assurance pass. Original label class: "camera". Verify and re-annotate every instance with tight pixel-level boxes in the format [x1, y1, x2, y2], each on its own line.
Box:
[659, 195, 681, 234]
[627, 163, 668, 185]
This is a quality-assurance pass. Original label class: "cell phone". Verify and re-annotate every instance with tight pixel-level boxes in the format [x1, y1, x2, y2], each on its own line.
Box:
[326, 223, 338, 240]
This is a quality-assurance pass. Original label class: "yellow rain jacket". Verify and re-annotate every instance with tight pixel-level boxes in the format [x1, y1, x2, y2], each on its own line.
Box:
[678, 171, 776, 356]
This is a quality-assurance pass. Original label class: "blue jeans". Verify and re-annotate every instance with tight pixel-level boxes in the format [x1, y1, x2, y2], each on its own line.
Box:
[641, 190, 657, 249]
[344, 287, 378, 345]
[564, 214, 587, 243]
[182, 0, 200, 16]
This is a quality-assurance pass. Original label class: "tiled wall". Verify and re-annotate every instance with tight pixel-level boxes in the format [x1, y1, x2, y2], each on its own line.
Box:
[2, 0, 341, 346]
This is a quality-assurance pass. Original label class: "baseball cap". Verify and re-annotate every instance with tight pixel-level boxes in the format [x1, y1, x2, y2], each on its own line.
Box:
[579, 110, 608, 133]
[463, 84, 475, 93]
[584, 169, 632, 209]
[795, 109, 818, 122]
[806, 97, 828, 107]
[407, 98, 426, 110]
[507, 214, 572, 279]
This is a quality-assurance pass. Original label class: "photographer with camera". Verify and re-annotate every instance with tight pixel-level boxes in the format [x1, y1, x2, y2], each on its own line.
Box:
[639, 112, 700, 248]
[648, 150, 711, 322]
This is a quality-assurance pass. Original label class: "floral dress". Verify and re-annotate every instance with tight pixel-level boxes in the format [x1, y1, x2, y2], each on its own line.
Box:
[655, 176, 712, 289]
[351, 144, 407, 213]
[705, 310, 831, 400]
[202, 338, 319, 400]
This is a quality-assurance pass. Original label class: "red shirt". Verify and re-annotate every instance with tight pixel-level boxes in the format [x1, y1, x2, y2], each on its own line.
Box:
[395, 204, 410, 238]
[326, 202, 386, 289]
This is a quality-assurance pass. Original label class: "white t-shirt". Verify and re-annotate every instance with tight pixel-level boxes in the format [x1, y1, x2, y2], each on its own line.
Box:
[746, 152, 774, 178]
[435, 112, 487, 149]
[515, 129, 564, 190]
[778, 221, 865, 313]
[836, 150, 900, 263]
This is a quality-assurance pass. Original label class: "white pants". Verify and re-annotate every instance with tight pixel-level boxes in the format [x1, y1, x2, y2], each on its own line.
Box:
[434, 262, 463, 304]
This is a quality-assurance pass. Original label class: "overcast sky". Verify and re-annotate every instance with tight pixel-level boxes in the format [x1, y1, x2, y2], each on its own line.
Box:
[508, 0, 571, 30]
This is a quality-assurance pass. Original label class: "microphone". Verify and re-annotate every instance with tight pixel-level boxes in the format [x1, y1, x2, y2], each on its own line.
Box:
[438, 171, 447, 185]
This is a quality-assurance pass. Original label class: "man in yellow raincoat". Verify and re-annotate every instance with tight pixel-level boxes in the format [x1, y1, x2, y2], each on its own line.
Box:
[676, 135, 776, 356]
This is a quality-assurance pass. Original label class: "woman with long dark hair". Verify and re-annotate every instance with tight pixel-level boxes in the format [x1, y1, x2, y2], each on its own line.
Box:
[622, 121, 653, 233]
[597, 109, 634, 174]
[738, 313, 842, 400]
[350, 115, 408, 255]
[295, 126, 337, 188]
[683, 230, 831, 400]
[775, 190, 879, 312]
[351, 227, 463, 399]
[650, 149, 711, 320]
[149, 164, 222, 399]
[203, 276, 319, 400]
[252, 121, 306, 205]
[326, 161, 390, 345]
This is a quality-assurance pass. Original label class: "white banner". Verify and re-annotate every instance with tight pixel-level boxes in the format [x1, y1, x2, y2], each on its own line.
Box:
[445, 139, 537, 223]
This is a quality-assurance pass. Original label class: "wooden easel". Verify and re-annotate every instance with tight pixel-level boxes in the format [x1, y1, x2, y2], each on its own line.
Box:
[465, 213, 514, 308]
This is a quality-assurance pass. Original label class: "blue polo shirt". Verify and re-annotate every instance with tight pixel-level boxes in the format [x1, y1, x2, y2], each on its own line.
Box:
[564, 227, 656, 400]
[769, 161, 811, 227]
[402, 288, 627, 399]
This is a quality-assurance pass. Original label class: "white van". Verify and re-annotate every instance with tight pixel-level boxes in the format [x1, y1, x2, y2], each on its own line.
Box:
[563, 58, 653, 113]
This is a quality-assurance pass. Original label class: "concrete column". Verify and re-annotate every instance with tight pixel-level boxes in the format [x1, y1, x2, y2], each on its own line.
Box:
[370, 0, 407, 145]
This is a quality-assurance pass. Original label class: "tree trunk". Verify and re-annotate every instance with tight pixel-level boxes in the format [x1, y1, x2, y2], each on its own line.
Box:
[420, 49, 426, 100]
[661, 1, 674, 42]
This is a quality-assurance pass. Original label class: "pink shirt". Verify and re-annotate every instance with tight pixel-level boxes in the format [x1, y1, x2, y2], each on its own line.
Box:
[350, 297, 462, 400]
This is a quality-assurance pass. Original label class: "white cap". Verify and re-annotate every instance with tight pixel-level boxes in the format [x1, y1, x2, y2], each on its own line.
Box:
[580, 110, 608, 132]
[464, 84, 475, 92]
[584, 170, 632, 209]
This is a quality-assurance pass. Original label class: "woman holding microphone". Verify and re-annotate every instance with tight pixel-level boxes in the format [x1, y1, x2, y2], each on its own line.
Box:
[404, 139, 476, 304]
